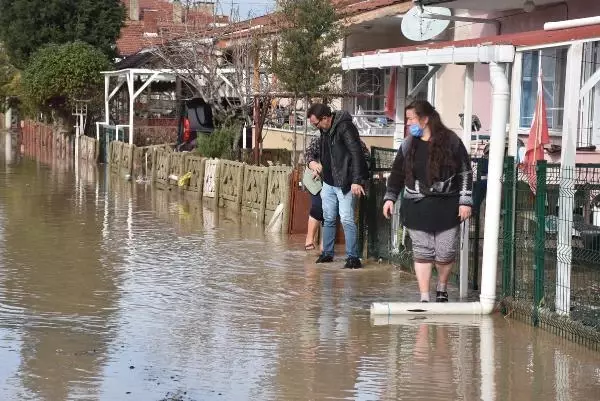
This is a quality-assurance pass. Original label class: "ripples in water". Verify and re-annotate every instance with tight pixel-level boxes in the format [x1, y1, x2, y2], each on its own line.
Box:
[0, 157, 599, 400]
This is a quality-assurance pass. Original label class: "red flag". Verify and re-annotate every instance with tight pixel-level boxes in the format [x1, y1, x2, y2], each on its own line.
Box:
[522, 70, 550, 195]
[385, 68, 397, 120]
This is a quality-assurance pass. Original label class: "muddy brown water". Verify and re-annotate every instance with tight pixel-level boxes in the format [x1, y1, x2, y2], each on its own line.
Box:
[0, 154, 599, 401]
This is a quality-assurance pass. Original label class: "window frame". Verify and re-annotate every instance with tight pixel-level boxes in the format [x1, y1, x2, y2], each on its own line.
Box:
[578, 41, 600, 147]
[354, 68, 387, 113]
[517, 45, 568, 137]
[352, 66, 436, 117]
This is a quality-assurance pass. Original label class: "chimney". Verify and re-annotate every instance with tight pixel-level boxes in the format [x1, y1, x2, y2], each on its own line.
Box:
[129, 0, 139, 21]
[194, 1, 215, 15]
[173, 0, 183, 24]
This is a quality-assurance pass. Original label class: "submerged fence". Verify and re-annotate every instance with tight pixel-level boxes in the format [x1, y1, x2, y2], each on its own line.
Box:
[365, 147, 600, 350]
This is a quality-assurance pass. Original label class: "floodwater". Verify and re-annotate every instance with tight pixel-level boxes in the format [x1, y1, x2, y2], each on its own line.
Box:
[0, 148, 599, 401]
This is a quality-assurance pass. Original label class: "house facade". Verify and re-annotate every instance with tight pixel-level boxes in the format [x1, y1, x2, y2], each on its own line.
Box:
[112, 0, 600, 164]
[342, 0, 600, 164]
[117, 0, 229, 58]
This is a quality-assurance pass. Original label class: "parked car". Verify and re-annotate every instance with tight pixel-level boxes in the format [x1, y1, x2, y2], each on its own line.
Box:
[176, 97, 214, 151]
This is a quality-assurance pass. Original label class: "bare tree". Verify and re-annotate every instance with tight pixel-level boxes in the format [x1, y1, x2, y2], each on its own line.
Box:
[147, 3, 282, 162]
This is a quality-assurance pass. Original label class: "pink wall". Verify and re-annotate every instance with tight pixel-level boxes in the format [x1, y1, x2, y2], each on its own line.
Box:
[498, 0, 594, 34]
[441, 1, 600, 134]
[345, 30, 413, 56]
[346, 1, 600, 140]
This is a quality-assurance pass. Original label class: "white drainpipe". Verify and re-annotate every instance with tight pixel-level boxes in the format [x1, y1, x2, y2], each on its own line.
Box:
[371, 62, 510, 316]
[544, 15, 600, 31]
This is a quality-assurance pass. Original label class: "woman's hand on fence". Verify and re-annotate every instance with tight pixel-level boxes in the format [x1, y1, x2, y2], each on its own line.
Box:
[383, 200, 394, 219]
[458, 205, 472, 222]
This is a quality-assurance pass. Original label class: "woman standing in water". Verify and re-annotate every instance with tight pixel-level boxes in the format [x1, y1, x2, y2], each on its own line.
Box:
[382, 100, 472, 302]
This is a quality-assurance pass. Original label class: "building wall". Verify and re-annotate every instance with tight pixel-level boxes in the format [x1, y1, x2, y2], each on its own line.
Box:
[432, 10, 499, 135]
[345, 30, 413, 56]
[254, 128, 394, 153]
[430, 2, 600, 137]
[433, 64, 467, 133]
[498, 0, 589, 34]
[117, 0, 226, 57]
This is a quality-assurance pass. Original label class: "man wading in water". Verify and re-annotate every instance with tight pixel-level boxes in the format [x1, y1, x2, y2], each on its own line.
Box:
[306, 103, 369, 269]
[383, 100, 472, 302]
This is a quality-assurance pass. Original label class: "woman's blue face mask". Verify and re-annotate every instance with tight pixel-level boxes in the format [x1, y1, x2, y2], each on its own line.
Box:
[409, 124, 424, 138]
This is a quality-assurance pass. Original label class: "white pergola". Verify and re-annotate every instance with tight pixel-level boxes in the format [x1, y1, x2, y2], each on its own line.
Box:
[98, 67, 237, 145]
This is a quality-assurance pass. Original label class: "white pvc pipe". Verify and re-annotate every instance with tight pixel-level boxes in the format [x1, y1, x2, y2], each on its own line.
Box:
[479, 62, 510, 308]
[371, 300, 494, 315]
[544, 16, 600, 31]
[459, 64, 474, 300]
[370, 62, 510, 316]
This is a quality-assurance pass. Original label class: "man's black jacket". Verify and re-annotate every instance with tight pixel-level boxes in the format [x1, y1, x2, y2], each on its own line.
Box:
[316, 111, 369, 193]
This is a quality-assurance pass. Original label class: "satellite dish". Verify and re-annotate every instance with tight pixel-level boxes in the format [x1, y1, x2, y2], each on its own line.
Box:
[401, 6, 451, 42]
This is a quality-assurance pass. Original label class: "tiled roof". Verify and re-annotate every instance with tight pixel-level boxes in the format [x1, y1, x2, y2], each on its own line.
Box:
[115, 50, 156, 69]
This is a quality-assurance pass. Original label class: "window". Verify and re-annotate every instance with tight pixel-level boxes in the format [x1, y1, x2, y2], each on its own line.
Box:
[579, 41, 600, 147]
[408, 66, 430, 102]
[355, 68, 386, 113]
[519, 47, 568, 131]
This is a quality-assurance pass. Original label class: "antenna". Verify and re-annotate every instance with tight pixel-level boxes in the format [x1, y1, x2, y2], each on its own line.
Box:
[401, 5, 451, 42]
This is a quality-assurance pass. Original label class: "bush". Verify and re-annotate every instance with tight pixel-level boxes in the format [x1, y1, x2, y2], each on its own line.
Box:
[0, 0, 125, 68]
[22, 41, 110, 111]
[196, 123, 240, 159]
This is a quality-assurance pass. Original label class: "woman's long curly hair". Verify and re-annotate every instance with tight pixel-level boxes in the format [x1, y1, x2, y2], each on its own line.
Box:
[405, 100, 457, 186]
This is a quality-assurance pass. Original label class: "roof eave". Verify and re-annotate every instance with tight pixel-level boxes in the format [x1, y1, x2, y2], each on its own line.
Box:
[341, 45, 516, 70]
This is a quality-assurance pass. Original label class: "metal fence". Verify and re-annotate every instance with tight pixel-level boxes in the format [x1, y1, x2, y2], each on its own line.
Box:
[98, 125, 130, 163]
[502, 158, 600, 349]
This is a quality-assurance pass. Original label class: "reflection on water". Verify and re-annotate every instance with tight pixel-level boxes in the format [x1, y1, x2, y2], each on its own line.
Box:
[0, 152, 599, 401]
